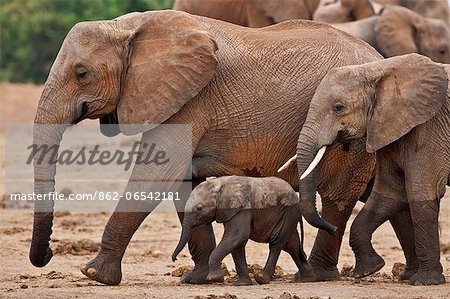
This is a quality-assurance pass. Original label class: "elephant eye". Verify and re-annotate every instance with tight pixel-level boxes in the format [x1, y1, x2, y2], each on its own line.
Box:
[76, 69, 88, 82]
[196, 204, 203, 211]
[333, 103, 345, 114]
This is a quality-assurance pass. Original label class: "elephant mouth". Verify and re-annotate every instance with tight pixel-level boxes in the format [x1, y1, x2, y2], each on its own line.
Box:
[73, 101, 89, 124]
[334, 129, 351, 144]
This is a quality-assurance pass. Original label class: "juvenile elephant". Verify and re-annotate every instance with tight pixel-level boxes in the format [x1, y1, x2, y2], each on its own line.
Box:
[31, 10, 383, 285]
[172, 176, 316, 285]
[173, 0, 321, 27]
[332, 5, 450, 63]
[283, 53, 450, 285]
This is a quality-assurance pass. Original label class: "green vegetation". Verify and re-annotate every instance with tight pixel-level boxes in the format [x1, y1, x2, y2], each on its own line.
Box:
[0, 0, 174, 83]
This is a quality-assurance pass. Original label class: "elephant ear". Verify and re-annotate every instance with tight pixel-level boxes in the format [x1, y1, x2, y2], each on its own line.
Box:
[375, 6, 421, 57]
[365, 53, 448, 153]
[215, 177, 251, 223]
[116, 11, 218, 135]
[249, 0, 320, 22]
[341, 0, 374, 20]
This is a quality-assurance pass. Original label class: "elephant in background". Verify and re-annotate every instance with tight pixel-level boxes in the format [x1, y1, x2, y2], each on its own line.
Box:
[313, 0, 378, 23]
[289, 53, 449, 285]
[31, 10, 383, 285]
[374, 0, 449, 23]
[332, 5, 450, 63]
[172, 176, 316, 285]
[172, 0, 320, 27]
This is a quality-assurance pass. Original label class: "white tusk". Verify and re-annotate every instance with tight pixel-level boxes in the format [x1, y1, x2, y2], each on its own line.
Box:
[277, 154, 298, 173]
[300, 146, 327, 180]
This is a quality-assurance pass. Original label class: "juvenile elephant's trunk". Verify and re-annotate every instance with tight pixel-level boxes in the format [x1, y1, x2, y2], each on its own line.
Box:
[297, 124, 337, 235]
[172, 224, 191, 262]
[30, 86, 68, 267]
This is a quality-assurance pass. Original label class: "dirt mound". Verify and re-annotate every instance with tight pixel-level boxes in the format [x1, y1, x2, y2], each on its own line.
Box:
[53, 239, 100, 255]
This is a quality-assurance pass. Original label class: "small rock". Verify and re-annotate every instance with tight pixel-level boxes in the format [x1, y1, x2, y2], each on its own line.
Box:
[391, 263, 405, 277]
[171, 265, 194, 277]
[279, 292, 292, 299]
[20, 284, 28, 289]
[340, 263, 354, 277]
[152, 250, 161, 258]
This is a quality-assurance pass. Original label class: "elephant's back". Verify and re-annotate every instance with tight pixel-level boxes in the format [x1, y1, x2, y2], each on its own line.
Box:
[185, 17, 382, 188]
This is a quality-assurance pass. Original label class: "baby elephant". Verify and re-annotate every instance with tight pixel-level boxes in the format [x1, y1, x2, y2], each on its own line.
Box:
[172, 176, 316, 285]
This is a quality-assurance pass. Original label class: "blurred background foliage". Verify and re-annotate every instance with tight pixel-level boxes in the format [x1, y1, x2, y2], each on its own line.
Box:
[0, 0, 174, 83]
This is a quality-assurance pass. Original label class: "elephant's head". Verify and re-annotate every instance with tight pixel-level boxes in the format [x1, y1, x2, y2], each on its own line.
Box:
[30, 10, 218, 268]
[172, 177, 251, 261]
[313, 0, 375, 23]
[295, 53, 448, 186]
[375, 5, 450, 63]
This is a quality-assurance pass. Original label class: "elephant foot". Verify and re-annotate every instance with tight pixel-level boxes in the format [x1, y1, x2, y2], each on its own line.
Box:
[409, 270, 445, 285]
[309, 262, 339, 281]
[180, 266, 210, 284]
[353, 252, 385, 279]
[398, 265, 418, 281]
[232, 275, 253, 286]
[254, 270, 271, 284]
[81, 254, 122, 285]
[206, 268, 225, 283]
[294, 263, 317, 282]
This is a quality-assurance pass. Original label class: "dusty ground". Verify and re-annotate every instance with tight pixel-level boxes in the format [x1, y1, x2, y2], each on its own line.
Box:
[1, 83, 449, 299]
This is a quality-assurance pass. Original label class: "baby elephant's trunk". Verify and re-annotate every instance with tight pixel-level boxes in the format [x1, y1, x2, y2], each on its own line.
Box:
[172, 224, 191, 262]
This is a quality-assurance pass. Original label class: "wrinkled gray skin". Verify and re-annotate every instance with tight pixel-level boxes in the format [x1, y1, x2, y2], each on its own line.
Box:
[31, 10, 382, 285]
[172, 176, 316, 285]
[332, 5, 450, 63]
[293, 53, 450, 285]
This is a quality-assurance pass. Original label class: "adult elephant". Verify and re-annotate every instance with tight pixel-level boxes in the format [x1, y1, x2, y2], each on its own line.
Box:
[284, 53, 450, 285]
[172, 0, 320, 27]
[332, 5, 450, 63]
[30, 10, 381, 285]
[374, 0, 449, 23]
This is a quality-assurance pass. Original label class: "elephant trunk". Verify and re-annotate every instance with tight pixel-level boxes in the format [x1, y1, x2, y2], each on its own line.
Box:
[172, 224, 191, 262]
[296, 123, 337, 235]
[30, 86, 68, 267]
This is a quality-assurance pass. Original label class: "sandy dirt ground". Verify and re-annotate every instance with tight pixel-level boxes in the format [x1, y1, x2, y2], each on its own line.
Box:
[1, 83, 449, 299]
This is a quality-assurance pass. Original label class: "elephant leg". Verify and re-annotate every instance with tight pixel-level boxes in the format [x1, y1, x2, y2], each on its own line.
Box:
[254, 244, 282, 285]
[350, 180, 407, 278]
[309, 141, 376, 281]
[408, 198, 444, 285]
[389, 209, 419, 280]
[81, 126, 193, 285]
[230, 245, 252, 286]
[283, 228, 316, 282]
[207, 220, 250, 282]
[174, 179, 216, 285]
[81, 208, 157, 285]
